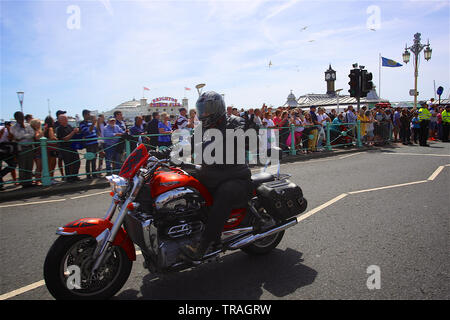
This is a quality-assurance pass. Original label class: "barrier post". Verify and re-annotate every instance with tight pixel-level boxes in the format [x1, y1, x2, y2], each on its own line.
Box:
[325, 122, 332, 151]
[356, 120, 362, 148]
[40, 137, 52, 186]
[125, 138, 131, 157]
[290, 124, 296, 155]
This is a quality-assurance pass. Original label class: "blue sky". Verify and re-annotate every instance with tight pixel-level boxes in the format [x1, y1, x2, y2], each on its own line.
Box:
[1, 0, 449, 120]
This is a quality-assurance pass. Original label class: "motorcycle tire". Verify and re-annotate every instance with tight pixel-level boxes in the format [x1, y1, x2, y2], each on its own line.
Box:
[240, 230, 285, 255]
[43, 234, 132, 300]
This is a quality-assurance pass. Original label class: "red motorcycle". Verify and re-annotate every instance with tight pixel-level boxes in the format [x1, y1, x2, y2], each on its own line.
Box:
[43, 144, 307, 299]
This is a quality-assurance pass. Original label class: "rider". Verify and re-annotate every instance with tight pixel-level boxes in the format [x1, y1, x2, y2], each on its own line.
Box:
[180, 91, 254, 261]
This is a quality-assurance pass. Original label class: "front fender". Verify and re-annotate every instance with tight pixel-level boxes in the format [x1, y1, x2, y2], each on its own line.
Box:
[57, 218, 136, 261]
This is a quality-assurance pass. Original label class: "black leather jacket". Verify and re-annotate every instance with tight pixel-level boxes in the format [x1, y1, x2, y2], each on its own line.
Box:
[195, 114, 252, 192]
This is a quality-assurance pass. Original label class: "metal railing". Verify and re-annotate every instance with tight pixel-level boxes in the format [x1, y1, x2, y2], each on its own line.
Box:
[0, 121, 379, 188]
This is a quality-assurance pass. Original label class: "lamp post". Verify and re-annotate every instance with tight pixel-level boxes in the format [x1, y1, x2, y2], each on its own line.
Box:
[195, 83, 206, 96]
[402, 33, 432, 109]
[17, 91, 24, 113]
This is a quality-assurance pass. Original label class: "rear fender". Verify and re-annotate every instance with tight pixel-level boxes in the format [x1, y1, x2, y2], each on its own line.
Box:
[57, 218, 136, 261]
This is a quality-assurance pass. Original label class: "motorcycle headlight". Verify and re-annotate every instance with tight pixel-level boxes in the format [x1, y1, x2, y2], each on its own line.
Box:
[106, 175, 129, 197]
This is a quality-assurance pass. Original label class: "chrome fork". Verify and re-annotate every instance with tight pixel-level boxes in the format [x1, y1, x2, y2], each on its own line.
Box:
[91, 174, 144, 274]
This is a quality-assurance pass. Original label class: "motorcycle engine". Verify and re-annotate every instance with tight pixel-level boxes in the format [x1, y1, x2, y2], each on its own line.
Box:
[125, 187, 206, 271]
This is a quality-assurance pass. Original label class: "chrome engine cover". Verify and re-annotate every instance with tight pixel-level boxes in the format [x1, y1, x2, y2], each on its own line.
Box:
[154, 187, 203, 214]
[124, 211, 204, 271]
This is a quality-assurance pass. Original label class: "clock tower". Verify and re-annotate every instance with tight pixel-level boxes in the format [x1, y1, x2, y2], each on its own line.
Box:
[325, 64, 336, 95]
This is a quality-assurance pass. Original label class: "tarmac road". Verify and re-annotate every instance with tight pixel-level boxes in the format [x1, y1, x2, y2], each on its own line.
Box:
[1, 142, 449, 300]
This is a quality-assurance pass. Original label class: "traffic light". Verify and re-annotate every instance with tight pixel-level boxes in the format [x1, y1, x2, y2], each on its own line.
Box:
[361, 70, 373, 97]
[348, 68, 361, 97]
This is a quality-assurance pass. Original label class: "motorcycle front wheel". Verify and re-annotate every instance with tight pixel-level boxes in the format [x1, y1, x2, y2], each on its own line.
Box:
[43, 234, 132, 300]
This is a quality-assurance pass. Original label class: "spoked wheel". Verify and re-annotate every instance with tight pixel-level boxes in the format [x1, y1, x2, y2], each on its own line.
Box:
[44, 235, 132, 300]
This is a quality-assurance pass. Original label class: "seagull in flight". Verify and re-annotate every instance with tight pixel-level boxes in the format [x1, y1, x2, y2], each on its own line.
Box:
[300, 26, 309, 31]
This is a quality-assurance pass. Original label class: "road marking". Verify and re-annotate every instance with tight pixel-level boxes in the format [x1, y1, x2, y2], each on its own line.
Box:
[0, 251, 143, 300]
[339, 152, 365, 159]
[70, 191, 110, 200]
[347, 180, 428, 195]
[0, 199, 66, 209]
[428, 165, 445, 181]
[382, 152, 450, 157]
[0, 280, 45, 300]
[297, 193, 348, 222]
[0, 191, 111, 208]
[1, 164, 448, 299]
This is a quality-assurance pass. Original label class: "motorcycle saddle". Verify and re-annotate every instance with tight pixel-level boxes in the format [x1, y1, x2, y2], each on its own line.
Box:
[251, 172, 275, 186]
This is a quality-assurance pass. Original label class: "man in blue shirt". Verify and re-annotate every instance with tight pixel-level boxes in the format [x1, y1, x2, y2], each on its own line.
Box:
[113, 111, 127, 164]
[103, 117, 124, 174]
[129, 116, 147, 150]
[79, 109, 98, 178]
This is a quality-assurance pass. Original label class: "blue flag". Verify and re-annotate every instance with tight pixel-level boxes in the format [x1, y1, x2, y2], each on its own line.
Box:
[381, 57, 402, 67]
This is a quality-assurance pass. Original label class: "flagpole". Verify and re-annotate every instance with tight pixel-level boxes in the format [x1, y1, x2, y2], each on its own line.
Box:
[379, 53, 381, 99]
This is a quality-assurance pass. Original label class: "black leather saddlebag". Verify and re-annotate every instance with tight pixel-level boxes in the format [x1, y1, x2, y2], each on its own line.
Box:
[256, 179, 307, 220]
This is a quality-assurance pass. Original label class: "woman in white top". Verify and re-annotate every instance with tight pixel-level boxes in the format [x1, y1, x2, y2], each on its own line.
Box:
[261, 112, 277, 152]
[188, 109, 200, 129]
[316, 108, 330, 149]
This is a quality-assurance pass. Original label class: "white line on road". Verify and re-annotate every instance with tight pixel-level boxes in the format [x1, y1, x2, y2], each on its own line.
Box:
[347, 180, 428, 195]
[70, 191, 111, 200]
[339, 152, 365, 160]
[297, 193, 348, 223]
[0, 251, 143, 301]
[382, 152, 450, 157]
[0, 199, 66, 209]
[1, 165, 448, 299]
[0, 280, 45, 300]
[427, 165, 445, 181]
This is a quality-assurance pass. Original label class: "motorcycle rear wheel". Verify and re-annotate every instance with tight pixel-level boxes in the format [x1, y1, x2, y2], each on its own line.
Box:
[43, 234, 132, 300]
[240, 230, 285, 255]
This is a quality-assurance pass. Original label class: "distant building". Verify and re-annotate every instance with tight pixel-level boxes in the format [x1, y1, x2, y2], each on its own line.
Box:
[102, 96, 188, 124]
[284, 64, 389, 111]
[282, 90, 299, 108]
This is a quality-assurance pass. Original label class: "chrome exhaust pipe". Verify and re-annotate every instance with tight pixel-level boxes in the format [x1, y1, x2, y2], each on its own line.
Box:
[228, 218, 298, 249]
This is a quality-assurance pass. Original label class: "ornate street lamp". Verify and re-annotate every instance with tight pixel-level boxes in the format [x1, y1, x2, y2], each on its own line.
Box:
[402, 45, 410, 64]
[16, 91, 24, 113]
[402, 33, 432, 108]
[424, 43, 432, 61]
[195, 83, 206, 96]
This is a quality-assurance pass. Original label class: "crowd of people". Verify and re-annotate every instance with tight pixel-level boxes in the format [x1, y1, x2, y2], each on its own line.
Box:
[0, 107, 200, 189]
[230, 100, 450, 155]
[1, 100, 449, 190]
